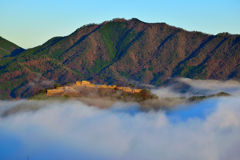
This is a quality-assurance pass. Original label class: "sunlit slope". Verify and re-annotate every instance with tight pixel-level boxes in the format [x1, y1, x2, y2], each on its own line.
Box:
[0, 18, 240, 99]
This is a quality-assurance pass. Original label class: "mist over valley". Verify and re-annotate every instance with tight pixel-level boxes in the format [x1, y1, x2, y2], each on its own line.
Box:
[1, 79, 240, 160]
[0, 6, 240, 159]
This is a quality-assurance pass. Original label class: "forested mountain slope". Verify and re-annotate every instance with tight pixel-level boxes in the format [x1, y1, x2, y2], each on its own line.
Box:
[0, 18, 239, 99]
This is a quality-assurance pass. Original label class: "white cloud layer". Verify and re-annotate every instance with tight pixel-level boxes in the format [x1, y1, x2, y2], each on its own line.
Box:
[0, 96, 240, 160]
[151, 78, 240, 98]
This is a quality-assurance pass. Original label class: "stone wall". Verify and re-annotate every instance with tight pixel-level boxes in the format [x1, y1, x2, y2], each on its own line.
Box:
[46, 81, 142, 96]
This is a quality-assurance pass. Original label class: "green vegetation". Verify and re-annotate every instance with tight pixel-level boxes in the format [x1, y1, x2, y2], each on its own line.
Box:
[64, 94, 70, 98]
[129, 83, 135, 88]
[89, 59, 112, 73]
[137, 89, 157, 101]
[189, 92, 231, 102]
[54, 84, 59, 88]
[119, 71, 131, 79]
[99, 22, 135, 60]
[0, 36, 24, 57]
[64, 82, 71, 85]
[174, 64, 206, 78]
[73, 69, 84, 77]
[29, 93, 72, 100]
[155, 79, 163, 86]
[0, 75, 27, 91]
[216, 92, 231, 97]
[28, 93, 48, 100]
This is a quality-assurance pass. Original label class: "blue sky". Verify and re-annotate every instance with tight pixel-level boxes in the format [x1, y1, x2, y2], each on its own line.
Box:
[0, 0, 239, 48]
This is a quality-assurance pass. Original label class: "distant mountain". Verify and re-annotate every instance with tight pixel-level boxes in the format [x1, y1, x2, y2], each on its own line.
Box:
[0, 18, 240, 99]
[0, 36, 25, 57]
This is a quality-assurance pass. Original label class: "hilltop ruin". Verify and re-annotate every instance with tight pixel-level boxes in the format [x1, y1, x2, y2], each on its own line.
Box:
[46, 81, 142, 96]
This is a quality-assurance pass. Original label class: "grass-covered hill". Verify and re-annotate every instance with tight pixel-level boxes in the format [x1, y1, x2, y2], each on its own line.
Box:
[0, 18, 240, 99]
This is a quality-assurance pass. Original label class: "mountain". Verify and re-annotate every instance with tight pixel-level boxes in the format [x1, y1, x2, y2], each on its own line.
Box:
[0, 36, 25, 57]
[0, 18, 240, 99]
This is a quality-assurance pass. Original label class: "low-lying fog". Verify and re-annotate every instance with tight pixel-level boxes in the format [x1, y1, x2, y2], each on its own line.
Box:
[1, 78, 240, 160]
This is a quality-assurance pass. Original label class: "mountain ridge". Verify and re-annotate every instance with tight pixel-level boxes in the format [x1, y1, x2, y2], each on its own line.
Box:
[0, 18, 240, 99]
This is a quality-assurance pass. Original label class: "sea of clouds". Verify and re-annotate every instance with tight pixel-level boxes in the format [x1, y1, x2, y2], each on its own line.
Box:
[1, 78, 240, 160]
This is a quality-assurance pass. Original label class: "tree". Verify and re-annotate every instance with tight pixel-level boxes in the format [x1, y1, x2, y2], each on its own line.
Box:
[54, 84, 59, 89]
[64, 82, 71, 85]
[138, 89, 151, 100]
[129, 83, 135, 88]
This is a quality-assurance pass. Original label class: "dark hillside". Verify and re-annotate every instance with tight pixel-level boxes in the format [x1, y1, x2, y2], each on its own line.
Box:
[0, 36, 25, 57]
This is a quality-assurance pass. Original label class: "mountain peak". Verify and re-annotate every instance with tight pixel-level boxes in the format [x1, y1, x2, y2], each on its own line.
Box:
[111, 18, 127, 22]
[0, 19, 239, 99]
[102, 18, 144, 24]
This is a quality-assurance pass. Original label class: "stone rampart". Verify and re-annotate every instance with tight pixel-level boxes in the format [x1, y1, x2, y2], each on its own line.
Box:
[46, 81, 142, 96]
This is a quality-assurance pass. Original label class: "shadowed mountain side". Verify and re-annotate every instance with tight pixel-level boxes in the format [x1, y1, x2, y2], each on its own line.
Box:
[0, 18, 240, 99]
[10, 48, 25, 56]
[0, 36, 25, 57]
